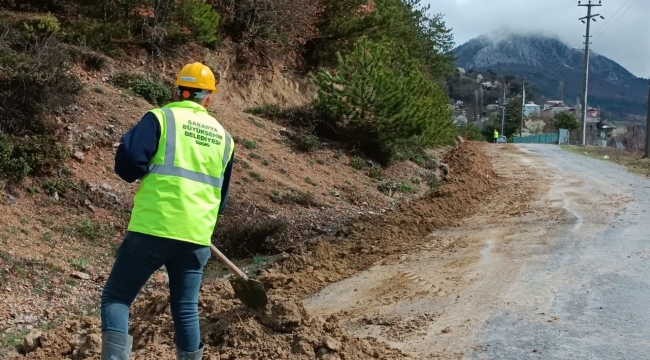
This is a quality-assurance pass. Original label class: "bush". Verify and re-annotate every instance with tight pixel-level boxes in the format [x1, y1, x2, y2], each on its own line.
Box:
[0, 134, 69, 181]
[20, 13, 60, 41]
[458, 123, 484, 141]
[311, 39, 456, 165]
[243, 140, 258, 150]
[0, 42, 82, 136]
[555, 112, 579, 131]
[269, 189, 318, 207]
[0, 21, 77, 183]
[349, 156, 366, 170]
[377, 179, 417, 194]
[211, 0, 321, 62]
[295, 134, 320, 152]
[245, 104, 291, 120]
[112, 73, 172, 106]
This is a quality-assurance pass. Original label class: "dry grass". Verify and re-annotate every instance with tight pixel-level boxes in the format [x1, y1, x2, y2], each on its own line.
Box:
[561, 145, 650, 176]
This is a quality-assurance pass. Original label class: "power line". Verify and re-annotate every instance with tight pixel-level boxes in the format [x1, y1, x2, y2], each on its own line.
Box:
[593, 0, 639, 37]
[590, 0, 625, 35]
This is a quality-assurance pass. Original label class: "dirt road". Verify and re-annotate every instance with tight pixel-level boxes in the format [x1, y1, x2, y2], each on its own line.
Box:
[305, 144, 649, 359]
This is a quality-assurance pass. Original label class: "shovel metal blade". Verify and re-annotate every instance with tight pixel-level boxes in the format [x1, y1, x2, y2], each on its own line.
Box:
[229, 278, 268, 309]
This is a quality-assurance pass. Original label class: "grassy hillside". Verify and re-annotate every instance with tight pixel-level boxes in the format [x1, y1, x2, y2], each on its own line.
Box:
[0, 0, 465, 352]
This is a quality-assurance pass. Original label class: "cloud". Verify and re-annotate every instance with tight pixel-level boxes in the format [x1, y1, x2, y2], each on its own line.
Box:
[426, 0, 650, 78]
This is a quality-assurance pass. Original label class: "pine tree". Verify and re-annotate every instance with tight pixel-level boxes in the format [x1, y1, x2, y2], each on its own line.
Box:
[311, 38, 455, 164]
[180, 0, 220, 46]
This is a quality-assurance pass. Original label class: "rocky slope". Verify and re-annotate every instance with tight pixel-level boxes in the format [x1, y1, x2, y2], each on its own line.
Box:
[453, 34, 648, 118]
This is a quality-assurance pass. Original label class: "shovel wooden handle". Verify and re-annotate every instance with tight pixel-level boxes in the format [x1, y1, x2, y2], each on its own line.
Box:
[210, 244, 248, 280]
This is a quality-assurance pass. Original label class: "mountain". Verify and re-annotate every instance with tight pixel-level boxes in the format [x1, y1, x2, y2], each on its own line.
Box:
[453, 34, 648, 118]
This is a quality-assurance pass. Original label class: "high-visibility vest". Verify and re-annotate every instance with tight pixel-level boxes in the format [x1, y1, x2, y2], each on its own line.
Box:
[494, 131, 499, 138]
[127, 101, 233, 246]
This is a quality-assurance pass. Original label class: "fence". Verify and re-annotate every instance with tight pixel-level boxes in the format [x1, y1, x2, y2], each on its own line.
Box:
[512, 132, 560, 144]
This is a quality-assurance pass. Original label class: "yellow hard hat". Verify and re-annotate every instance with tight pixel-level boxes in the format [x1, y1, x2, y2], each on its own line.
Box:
[174, 62, 217, 93]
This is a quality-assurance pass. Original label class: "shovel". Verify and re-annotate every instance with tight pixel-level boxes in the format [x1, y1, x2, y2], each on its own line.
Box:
[209, 244, 268, 309]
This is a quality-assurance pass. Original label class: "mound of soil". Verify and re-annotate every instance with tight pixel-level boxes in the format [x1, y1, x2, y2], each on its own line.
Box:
[11, 141, 494, 360]
[262, 141, 496, 298]
[16, 282, 404, 360]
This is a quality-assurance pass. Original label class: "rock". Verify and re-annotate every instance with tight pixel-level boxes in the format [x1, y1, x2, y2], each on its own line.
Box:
[72, 151, 85, 162]
[441, 327, 452, 333]
[2, 193, 16, 205]
[53, 192, 59, 201]
[603, 155, 609, 159]
[100, 183, 113, 191]
[323, 337, 342, 351]
[294, 341, 315, 357]
[316, 347, 329, 357]
[22, 330, 42, 352]
[112, 142, 121, 148]
[23, 315, 38, 324]
[439, 163, 449, 175]
[153, 272, 169, 285]
[71, 272, 91, 280]
[330, 191, 340, 197]
[0, 346, 20, 359]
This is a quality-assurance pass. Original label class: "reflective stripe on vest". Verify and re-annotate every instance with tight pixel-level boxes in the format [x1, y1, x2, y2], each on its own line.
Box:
[148, 108, 232, 188]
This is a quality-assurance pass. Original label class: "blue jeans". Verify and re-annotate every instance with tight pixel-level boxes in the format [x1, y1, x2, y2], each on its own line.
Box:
[101, 231, 211, 353]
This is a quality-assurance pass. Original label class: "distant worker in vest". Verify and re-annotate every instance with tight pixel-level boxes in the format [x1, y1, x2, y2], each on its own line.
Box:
[493, 129, 499, 143]
[100, 62, 234, 360]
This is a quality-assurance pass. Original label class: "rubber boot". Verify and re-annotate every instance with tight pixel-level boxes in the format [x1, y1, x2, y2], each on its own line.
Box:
[177, 342, 205, 360]
[101, 331, 133, 360]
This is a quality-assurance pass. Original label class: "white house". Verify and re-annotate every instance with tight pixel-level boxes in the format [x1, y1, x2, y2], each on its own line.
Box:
[523, 103, 541, 117]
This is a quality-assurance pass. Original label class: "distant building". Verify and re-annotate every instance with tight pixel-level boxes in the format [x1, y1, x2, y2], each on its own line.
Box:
[586, 107, 600, 123]
[542, 100, 565, 111]
[523, 103, 541, 117]
[481, 81, 494, 88]
[540, 100, 573, 115]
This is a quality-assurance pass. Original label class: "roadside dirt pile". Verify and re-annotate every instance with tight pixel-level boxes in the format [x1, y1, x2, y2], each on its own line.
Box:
[16, 281, 405, 360]
[262, 141, 497, 299]
[12, 141, 495, 360]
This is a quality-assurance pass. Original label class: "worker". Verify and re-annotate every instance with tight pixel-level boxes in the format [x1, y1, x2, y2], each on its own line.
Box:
[493, 129, 499, 143]
[100, 62, 234, 360]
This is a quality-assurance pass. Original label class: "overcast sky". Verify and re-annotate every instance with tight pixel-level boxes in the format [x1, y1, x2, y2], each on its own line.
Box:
[426, 0, 650, 78]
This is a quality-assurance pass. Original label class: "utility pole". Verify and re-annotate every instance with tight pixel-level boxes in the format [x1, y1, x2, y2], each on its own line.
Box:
[645, 78, 650, 157]
[474, 89, 479, 123]
[516, 75, 531, 137]
[578, 0, 604, 146]
[499, 83, 510, 136]
[501, 85, 507, 136]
